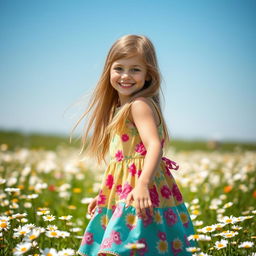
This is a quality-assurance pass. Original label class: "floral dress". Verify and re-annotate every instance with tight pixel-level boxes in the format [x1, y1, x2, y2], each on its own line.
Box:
[77, 100, 197, 256]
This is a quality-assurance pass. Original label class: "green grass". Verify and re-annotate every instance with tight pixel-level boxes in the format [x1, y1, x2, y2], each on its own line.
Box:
[1, 129, 255, 152]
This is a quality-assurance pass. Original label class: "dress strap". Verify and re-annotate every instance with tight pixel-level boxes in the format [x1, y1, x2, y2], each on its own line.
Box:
[146, 97, 162, 127]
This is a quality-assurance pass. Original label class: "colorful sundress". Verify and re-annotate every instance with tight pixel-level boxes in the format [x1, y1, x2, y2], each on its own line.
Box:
[77, 99, 198, 256]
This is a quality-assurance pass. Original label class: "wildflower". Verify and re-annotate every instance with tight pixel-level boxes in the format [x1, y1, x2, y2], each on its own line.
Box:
[0, 179, 6, 184]
[224, 185, 232, 193]
[13, 225, 31, 237]
[188, 234, 211, 241]
[199, 225, 216, 233]
[59, 231, 70, 238]
[27, 194, 39, 199]
[81, 197, 94, 204]
[223, 202, 233, 208]
[37, 208, 50, 215]
[24, 202, 32, 208]
[24, 229, 41, 241]
[13, 242, 32, 255]
[59, 215, 72, 220]
[43, 215, 55, 222]
[67, 205, 76, 210]
[0, 217, 10, 231]
[231, 225, 242, 230]
[12, 213, 27, 219]
[58, 248, 75, 256]
[45, 230, 60, 238]
[73, 188, 81, 193]
[46, 225, 58, 231]
[193, 220, 203, 226]
[5, 187, 20, 193]
[220, 230, 238, 238]
[238, 241, 254, 248]
[214, 239, 228, 250]
[40, 248, 58, 256]
[218, 215, 238, 224]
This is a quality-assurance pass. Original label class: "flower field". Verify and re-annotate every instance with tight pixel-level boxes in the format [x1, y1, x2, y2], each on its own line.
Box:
[0, 135, 255, 256]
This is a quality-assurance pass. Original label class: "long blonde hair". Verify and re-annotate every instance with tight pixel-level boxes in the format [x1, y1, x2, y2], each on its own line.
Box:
[70, 34, 170, 165]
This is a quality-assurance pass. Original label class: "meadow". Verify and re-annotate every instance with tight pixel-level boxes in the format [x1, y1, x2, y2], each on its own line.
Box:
[0, 130, 255, 256]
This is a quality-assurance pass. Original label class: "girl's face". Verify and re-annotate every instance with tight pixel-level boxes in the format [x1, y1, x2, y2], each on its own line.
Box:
[110, 55, 149, 105]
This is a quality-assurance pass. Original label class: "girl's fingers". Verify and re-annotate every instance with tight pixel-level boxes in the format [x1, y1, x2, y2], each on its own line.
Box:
[140, 199, 147, 218]
[147, 199, 154, 216]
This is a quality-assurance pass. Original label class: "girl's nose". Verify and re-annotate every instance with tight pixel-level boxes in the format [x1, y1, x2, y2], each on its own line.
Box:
[121, 71, 129, 79]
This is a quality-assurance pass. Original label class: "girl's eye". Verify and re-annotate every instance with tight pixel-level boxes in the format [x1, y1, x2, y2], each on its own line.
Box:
[113, 67, 122, 71]
[131, 68, 141, 72]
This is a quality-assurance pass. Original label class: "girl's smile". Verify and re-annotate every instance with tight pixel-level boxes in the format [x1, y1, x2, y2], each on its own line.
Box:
[110, 55, 149, 105]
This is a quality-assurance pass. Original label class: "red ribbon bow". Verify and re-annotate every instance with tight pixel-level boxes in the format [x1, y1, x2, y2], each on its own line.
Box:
[161, 156, 179, 171]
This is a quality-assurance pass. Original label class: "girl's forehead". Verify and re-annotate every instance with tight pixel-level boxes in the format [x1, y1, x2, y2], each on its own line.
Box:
[112, 55, 146, 67]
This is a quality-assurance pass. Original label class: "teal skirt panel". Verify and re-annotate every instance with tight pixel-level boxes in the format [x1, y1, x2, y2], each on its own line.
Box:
[77, 201, 197, 256]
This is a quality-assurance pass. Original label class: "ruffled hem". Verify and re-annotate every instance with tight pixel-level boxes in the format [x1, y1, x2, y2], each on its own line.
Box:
[78, 201, 198, 256]
[77, 250, 121, 256]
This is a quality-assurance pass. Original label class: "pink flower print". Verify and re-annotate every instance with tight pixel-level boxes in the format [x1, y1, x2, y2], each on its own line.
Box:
[149, 185, 160, 207]
[100, 237, 113, 249]
[158, 231, 166, 241]
[97, 189, 106, 205]
[112, 204, 116, 212]
[142, 209, 153, 227]
[119, 182, 133, 200]
[136, 238, 148, 255]
[116, 184, 122, 196]
[97, 207, 103, 214]
[135, 141, 147, 156]
[137, 169, 142, 177]
[121, 134, 129, 142]
[115, 150, 124, 162]
[171, 239, 183, 255]
[164, 208, 177, 226]
[128, 163, 137, 176]
[110, 230, 122, 244]
[113, 204, 123, 218]
[161, 185, 172, 199]
[105, 174, 114, 189]
[172, 184, 183, 202]
[81, 231, 94, 245]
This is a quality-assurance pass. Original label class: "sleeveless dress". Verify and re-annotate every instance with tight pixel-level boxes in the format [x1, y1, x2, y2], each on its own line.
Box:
[77, 99, 197, 256]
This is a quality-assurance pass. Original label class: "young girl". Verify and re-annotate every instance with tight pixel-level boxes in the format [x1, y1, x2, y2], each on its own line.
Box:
[74, 35, 197, 256]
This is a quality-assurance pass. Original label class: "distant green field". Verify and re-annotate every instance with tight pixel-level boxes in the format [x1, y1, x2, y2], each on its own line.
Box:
[0, 129, 255, 152]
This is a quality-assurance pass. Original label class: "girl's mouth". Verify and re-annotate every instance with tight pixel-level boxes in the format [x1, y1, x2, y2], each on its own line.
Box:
[118, 83, 135, 88]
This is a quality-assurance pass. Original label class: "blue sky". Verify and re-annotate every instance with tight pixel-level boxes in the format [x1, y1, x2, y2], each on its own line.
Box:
[0, 0, 255, 142]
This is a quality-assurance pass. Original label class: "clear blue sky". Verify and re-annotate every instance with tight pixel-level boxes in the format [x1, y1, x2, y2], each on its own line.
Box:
[0, 0, 255, 142]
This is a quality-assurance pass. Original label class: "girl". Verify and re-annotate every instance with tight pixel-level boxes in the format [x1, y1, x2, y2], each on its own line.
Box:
[74, 35, 197, 256]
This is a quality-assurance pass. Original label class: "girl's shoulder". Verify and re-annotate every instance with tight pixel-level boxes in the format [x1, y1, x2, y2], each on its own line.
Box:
[128, 97, 161, 127]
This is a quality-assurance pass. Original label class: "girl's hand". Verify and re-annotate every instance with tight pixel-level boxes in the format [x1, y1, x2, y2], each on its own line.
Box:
[125, 182, 154, 219]
[87, 196, 98, 217]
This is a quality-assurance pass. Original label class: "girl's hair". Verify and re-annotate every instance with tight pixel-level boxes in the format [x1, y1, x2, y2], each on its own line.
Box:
[71, 34, 170, 165]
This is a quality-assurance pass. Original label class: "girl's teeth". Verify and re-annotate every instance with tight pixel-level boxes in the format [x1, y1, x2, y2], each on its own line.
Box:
[120, 83, 133, 87]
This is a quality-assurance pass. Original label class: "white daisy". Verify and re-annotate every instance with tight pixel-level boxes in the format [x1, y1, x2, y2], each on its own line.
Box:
[214, 239, 228, 250]
[40, 248, 58, 256]
[238, 241, 254, 248]
[58, 248, 75, 256]
[46, 230, 60, 238]
[13, 242, 32, 255]
[43, 215, 55, 222]
[59, 215, 72, 220]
